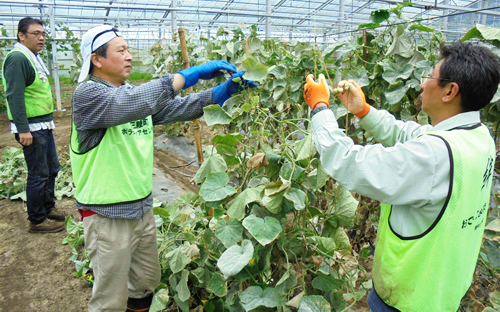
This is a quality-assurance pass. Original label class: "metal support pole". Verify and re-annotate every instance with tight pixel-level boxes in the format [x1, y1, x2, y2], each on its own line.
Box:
[442, 0, 449, 31]
[171, 0, 177, 41]
[482, 0, 489, 25]
[49, 4, 62, 111]
[323, 32, 326, 49]
[338, 0, 345, 38]
[265, 0, 271, 39]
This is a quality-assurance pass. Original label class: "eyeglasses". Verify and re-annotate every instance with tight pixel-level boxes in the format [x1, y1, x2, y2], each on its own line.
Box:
[26, 32, 46, 39]
[420, 70, 452, 85]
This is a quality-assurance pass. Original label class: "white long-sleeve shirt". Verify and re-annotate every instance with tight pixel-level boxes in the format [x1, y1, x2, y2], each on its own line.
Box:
[311, 107, 482, 237]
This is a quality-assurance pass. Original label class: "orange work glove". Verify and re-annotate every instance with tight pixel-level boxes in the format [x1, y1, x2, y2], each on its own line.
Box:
[304, 74, 330, 110]
[335, 79, 370, 118]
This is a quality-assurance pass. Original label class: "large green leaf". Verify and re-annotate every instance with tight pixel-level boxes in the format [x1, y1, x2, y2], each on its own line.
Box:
[333, 186, 359, 226]
[239, 286, 280, 311]
[382, 63, 414, 84]
[462, 24, 500, 46]
[204, 105, 232, 125]
[262, 179, 290, 213]
[243, 215, 283, 246]
[175, 270, 190, 302]
[298, 295, 331, 312]
[199, 172, 237, 202]
[345, 67, 369, 87]
[165, 247, 191, 273]
[242, 57, 268, 81]
[370, 9, 390, 24]
[207, 273, 228, 297]
[150, 289, 170, 312]
[215, 218, 244, 248]
[270, 65, 287, 79]
[384, 81, 410, 105]
[484, 239, 500, 268]
[227, 186, 265, 220]
[333, 226, 352, 251]
[305, 161, 330, 190]
[294, 134, 316, 162]
[307, 236, 336, 256]
[284, 188, 306, 211]
[212, 133, 244, 145]
[311, 272, 342, 292]
[193, 154, 227, 184]
[386, 28, 414, 58]
[217, 239, 254, 278]
[273, 86, 286, 100]
[408, 23, 434, 33]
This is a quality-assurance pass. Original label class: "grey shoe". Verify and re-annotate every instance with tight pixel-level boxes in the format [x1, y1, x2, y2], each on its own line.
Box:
[29, 219, 65, 234]
[47, 207, 66, 222]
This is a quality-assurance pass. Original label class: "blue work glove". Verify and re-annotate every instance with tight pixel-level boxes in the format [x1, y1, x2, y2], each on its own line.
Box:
[179, 60, 237, 89]
[212, 71, 258, 106]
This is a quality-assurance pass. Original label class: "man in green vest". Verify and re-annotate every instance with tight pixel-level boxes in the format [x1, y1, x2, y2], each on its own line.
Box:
[2, 17, 65, 233]
[70, 25, 256, 312]
[304, 42, 498, 311]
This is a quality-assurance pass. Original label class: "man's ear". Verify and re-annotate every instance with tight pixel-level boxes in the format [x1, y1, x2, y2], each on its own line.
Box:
[442, 82, 460, 103]
[18, 32, 26, 42]
[90, 54, 102, 70]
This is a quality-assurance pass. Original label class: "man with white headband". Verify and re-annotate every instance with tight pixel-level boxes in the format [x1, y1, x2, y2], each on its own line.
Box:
[70, 25, 256, 311]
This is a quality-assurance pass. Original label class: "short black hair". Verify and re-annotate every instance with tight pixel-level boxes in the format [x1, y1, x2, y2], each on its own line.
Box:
[89, 42, 109, 75]
[439, 42, 500, 112]
[17, 17, 44, 42]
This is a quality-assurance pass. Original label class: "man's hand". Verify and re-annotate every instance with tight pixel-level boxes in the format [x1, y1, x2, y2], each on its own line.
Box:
[212, 71, 258, 106]
[304, 74, 330, 110]
[334, 79, 370, 117]
[18, 132, 33, 146]
[179, 60, 237, 89]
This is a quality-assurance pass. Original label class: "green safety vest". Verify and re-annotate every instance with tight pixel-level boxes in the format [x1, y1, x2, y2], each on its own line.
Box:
[1, 48, 53, 120]
[372, 124, 496, 312]
[69, 81, 154, 205]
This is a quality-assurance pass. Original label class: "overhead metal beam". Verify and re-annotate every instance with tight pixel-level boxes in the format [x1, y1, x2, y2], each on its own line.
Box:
[258, 0, 287, 23]
[376, 0, 500, 17]
[296, 0, 334, 25]
[209, 0, 235, 26]
[104, 0, 113, 23]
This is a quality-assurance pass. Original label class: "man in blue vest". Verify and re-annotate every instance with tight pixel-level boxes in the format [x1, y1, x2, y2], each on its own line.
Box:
[2, 17, 65, 234]
[304, 42, 498, 311]
[70, 25, 256, 312]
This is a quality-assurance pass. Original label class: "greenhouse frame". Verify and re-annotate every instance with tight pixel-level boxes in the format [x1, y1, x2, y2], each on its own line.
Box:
[1, 0, 500, 109]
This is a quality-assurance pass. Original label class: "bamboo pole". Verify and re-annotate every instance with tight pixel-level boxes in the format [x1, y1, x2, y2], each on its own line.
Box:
[178, 28, 204, 165]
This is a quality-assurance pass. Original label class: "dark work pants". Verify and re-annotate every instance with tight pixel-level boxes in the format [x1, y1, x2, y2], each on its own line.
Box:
[15, 129, 60, 225]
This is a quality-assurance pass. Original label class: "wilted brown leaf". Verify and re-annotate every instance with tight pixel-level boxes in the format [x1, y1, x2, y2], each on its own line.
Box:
[247, 153, 269, 170]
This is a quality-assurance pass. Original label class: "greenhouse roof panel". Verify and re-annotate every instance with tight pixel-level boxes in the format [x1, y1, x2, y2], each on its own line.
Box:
[0, 0, 498, 41]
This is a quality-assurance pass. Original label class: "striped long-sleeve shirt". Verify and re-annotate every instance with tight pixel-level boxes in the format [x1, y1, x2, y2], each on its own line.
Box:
[72, 75, 214, 219]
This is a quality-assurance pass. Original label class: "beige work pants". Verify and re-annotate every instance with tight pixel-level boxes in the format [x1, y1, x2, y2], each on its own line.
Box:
[83, 209, 161, 312]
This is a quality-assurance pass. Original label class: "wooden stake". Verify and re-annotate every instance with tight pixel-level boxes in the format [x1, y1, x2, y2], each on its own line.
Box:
[245, 37, 251, 58]
[178, 28, 204, 165]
